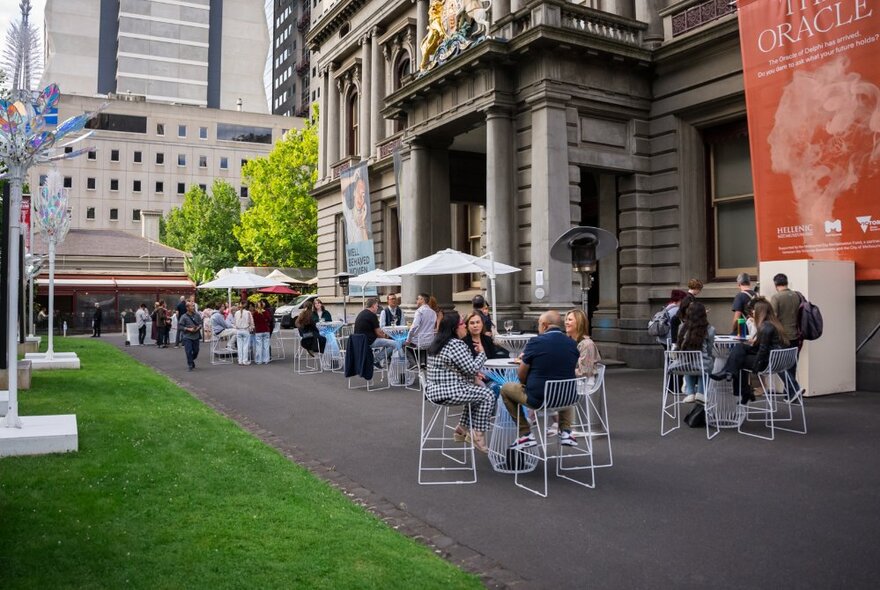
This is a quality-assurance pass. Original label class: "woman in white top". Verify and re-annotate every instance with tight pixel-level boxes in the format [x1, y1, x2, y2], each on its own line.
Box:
[233, 303, 255, 365]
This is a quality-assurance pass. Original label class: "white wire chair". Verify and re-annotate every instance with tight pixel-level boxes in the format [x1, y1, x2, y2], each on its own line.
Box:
[331, 324, 352, 374]
[209, 332, 236, 365]
[345, 338, 390, 391]
[418, 373, 478, 485]
[269, 323, 285, 361]
[575, 364, 612, 468]
[512, 377, 596, 497]
[294, 331, 322, 374]
[661, 350, 709, 436]
[739, 347, 803, 440]
[404, 344, 430, 391]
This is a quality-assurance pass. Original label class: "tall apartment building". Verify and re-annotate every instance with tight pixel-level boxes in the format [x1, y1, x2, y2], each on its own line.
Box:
[271, 0, 313, 116]
[42, 0, 269, 113]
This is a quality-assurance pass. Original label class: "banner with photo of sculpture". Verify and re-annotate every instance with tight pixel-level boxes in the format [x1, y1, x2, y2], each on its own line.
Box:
[339, 161, 376, 296]
[737, 0, 880, 280]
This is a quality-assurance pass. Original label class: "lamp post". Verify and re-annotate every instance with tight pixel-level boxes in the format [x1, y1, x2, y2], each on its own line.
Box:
[34, 171, 71, 361]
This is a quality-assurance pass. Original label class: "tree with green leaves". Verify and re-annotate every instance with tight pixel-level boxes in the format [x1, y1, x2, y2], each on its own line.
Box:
[161, 179, 242, 283]
[234, 110, 318, 268]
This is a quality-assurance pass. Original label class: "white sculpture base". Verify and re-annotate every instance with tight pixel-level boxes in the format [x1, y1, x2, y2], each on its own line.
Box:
[25, 352, 81, 370]
[26, 335, 42, 345]
[0, 414, 78, 457]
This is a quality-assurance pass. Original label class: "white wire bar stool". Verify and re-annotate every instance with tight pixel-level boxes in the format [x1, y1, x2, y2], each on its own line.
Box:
[660, 350, 709, 436]
[739, 347, 803, 440]
[575, 364, 612, 467]
[418, 372, 478, 485]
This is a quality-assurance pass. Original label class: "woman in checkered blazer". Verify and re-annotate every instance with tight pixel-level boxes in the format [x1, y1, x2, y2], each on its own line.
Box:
[425, 311, 496, 453]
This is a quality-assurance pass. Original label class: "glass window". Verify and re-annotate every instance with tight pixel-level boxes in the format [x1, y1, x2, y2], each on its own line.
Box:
[199, 183, 207, 191]
[199, 126, 208, 139]
[87, 177, 96, 190]
[132, 209, 141, 221]
[133, 151, 142, 163]
[88, 150, 97, 161]
[216, 123, 272, 144]
[133, 180, 142, 192]
[110, 208, 118, 220]
[177, 182, 185, 194]
[199, 155, 207, 168]
[240, 186, 248, 199]
[86, 207, 95, 220]
[220, 156, 228, 170]
[86, 113, 147, 133]
[64, 146, 73, 154]
[63, 176, 72, 188]
[347, 92, 358, 156]
[39, 174, 47, 186]
[178, 124, 186, 138]
[110, 149, 120, 162]
[156, 123, 165, 136]
[707, 125, 757, 278]
[156, 181, 164, 193]
[156, 152, 165, 165]
[110, 179, 119, 191]
[241, 158, 248, 168]
[178, 154, 186, 166]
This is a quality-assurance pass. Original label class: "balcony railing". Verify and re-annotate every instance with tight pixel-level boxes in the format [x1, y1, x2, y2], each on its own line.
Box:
[377, 134, 403, 160]
[330, 155, 359, 180]
[295, 53, 310, 75]
[671, 0, 736, 38]
[297, 10, 311, 32]
[559, 3, 644, 47]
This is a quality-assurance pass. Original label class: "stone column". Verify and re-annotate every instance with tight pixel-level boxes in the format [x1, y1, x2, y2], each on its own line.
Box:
[401, 141, 433, 297]
[319, 68, 328, 178]
[636, 0, 663, 44]
[428, 146, 452, 305]
[416, 0, 428, 68]
[326, 64, 339, 169]
[528, 94, 573, 312]
[370, 27, 385, 151]
[359, 36, 372, 160]
[493, 0, 510, 26]
[511, 0, 524, 12]
[485, 108, 517, 313]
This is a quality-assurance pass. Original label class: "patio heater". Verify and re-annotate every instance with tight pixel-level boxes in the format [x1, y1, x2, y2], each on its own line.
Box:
[334, 272, 353, 323]
[550, 226, 618, 318]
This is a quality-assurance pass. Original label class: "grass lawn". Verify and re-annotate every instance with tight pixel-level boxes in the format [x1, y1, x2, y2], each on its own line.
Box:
[0, 338, 482, 589]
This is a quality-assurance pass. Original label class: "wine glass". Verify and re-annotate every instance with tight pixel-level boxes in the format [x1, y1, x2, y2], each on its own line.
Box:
[503, 320, 514, 334]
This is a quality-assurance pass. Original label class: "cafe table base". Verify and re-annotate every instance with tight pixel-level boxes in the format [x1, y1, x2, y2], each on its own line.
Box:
[488, 404, 539, 474]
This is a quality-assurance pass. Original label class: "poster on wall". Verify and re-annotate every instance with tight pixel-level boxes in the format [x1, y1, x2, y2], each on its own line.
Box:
[339, 161, 376, 296]
[737, 0, 880, 280]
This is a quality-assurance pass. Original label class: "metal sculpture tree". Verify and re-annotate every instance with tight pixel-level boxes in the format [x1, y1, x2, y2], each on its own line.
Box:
[1, 1, 101, 428]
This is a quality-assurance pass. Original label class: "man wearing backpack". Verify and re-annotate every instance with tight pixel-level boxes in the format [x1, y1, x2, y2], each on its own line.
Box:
[731, 273, 757, 334]
[771, 273, 804, 399]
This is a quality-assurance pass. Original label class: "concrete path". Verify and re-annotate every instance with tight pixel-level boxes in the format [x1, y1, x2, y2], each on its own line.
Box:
[115, 335, 880, 589]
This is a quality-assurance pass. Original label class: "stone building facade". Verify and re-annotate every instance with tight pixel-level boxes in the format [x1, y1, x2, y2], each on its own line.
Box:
[306, 0, 880, 385]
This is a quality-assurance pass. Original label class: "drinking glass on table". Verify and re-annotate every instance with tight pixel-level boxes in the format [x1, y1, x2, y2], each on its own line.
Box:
[504, 320, 514, 334]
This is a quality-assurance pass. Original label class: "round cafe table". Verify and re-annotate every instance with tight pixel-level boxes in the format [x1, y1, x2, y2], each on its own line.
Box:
[317, 321, 344, 370]
[493, 333, 535, 358]
[482, 358, 539, 474]
[383, 326, 412, 386]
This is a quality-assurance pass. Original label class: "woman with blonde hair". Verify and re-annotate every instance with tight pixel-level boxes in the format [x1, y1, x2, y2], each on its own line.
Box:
[565, 308, 601, 382]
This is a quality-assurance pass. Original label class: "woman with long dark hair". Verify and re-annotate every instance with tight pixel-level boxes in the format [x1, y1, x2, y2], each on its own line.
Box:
[712, 297, 788, 403]
[462, 311, 498, 359]
[426, 311, 495, 453]
[295, 300, 326, 356]
[312, 299, 332, 323]
[675, 301, 715, 403]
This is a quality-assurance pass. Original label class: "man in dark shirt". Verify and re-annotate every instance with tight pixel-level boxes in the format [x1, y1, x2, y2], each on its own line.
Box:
[175, 296, 187, 347]
[731, 272, 757, 334]
[179, 301, 203, 370]
[500, 310, 580, 449]
[92, 303, 103, 337]
[354, 298, 397, 366]
[771, 273, 804, 399]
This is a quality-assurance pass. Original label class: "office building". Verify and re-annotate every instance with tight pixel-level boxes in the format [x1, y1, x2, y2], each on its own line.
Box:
[271, 0, 313, 117]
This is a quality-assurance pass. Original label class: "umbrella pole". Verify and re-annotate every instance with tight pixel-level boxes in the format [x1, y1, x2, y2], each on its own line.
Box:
[227, 287, 232, 309]
[488, 251, 498, 334]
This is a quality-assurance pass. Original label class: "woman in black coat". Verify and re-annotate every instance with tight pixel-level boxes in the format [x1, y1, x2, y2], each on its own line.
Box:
[462, 311, 499, 359]
[712, 298, 789, 403]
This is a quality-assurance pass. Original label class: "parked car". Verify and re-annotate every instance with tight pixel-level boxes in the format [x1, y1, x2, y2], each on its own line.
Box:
[274, 294, 318, 329]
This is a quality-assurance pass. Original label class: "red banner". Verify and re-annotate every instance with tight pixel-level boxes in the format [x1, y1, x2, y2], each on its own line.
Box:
[737, 0, 880, 280]
[20, 197, 30, 252]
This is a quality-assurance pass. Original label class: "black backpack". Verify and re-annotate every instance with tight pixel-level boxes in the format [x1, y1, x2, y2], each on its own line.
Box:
[647, 308, 671, 338]
[796, 292, 823, 341]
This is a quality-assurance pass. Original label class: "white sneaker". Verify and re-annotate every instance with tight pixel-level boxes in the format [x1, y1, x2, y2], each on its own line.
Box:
[546, 422, 559, 437]
[682, 394, 696, 403]
[695, 393, 706, 404]
[559, 430, 578, 447]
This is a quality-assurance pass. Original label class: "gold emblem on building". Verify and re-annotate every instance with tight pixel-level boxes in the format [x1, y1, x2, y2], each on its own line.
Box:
[419, 0, 492, 72]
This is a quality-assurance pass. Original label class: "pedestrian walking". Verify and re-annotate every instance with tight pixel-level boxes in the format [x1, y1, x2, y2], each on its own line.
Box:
[179, 301, 203, 371]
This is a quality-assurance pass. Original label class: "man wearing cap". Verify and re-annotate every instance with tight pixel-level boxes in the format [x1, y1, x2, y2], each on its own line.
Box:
[731, 272, 757, 334]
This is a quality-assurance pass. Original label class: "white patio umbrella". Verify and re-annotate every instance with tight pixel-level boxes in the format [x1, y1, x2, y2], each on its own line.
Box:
[349, 268, 403, 304]
[387, 248, 520, 323]
[265, 269, 302, 284]
[197, 271, 285, 308]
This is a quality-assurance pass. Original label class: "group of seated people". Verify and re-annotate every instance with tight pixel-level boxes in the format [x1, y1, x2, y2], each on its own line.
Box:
[424, 308, 601, 454]
[209, 300, 275, 365]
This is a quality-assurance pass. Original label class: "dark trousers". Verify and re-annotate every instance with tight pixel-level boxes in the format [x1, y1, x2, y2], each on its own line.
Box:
[785, 339, 803, 397]
[138, 325, 146, 345]
[93, 321, 101, 337]
[183, 338, 200, 368]
[721, 344, 758, 401]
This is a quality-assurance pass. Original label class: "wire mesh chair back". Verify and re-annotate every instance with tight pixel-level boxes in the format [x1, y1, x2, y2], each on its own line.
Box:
[539, 378, 581, 411]
[664, 350, 706, 375]
[763, 347, 798, 375]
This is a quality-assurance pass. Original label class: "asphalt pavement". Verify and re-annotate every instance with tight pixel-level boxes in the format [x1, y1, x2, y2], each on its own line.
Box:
[114, 334, 880, 589]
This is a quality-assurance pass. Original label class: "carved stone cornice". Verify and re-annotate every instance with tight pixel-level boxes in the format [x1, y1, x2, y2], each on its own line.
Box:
[306, 0, 370, 49]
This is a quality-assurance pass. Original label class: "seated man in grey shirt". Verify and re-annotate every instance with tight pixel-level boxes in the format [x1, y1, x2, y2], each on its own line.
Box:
[405, 292, 437, 369]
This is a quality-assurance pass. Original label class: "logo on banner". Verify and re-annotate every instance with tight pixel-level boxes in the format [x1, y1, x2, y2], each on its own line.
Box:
[856, 215, 880, 233]
[776, 224, 813, 239]
[824, 219, 842, 234]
